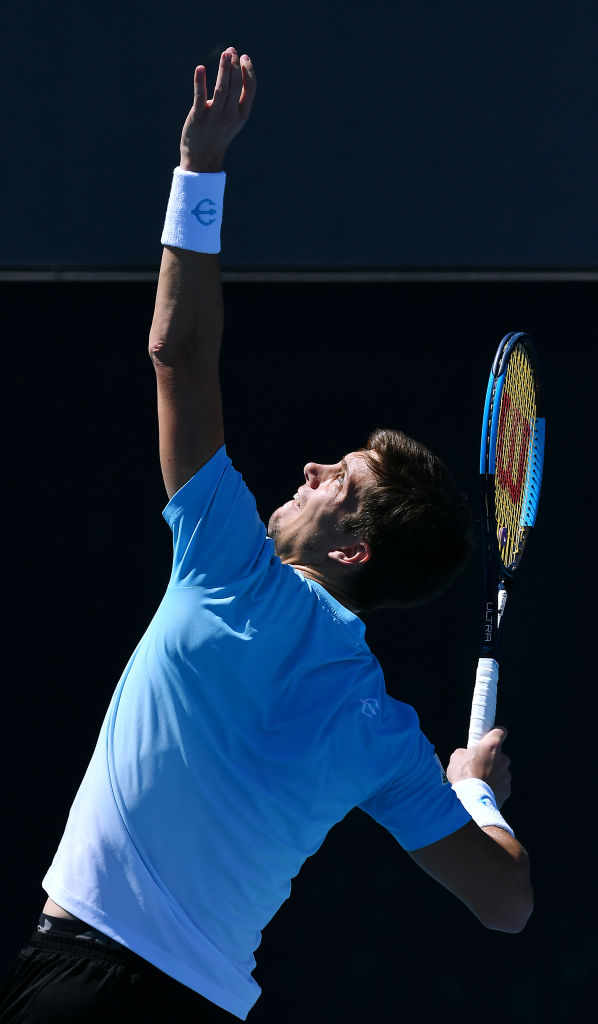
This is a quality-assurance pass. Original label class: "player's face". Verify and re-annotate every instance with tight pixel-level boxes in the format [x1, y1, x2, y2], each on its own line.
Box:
[267, 451, 376, 565]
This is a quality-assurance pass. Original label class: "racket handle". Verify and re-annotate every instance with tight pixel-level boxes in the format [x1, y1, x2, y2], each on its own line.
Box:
[467, 658, 499, 747]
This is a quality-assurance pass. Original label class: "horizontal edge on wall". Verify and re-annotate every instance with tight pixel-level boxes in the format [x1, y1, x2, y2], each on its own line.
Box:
[1, 269, 597, 283]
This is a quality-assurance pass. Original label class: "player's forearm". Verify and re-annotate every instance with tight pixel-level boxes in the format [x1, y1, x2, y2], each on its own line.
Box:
[480, 826, 533, 932]
[445, 733, 534, 931]
[148, 246, 223, 364]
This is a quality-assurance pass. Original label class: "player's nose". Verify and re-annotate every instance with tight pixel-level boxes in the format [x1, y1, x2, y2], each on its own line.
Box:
[304, 462, 336, 487]
[303, 463, 321, 487]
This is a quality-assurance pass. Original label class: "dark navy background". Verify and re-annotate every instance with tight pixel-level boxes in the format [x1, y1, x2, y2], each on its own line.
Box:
[3, 0, 597, 268]
[2, 277, 593, 1021]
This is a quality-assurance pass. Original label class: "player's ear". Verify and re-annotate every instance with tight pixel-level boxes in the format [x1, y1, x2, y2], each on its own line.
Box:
[327, 541, 372, 567]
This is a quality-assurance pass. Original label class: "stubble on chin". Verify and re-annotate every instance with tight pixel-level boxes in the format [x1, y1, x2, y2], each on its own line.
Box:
[266, 512, 277, 542]
[267, 510, 284, 556]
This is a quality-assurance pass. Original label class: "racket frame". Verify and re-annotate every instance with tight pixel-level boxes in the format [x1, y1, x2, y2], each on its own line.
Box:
[468, 331, 544, 747]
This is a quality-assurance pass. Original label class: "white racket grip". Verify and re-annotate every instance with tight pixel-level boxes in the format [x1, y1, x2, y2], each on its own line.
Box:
[467, 658, 499, 747]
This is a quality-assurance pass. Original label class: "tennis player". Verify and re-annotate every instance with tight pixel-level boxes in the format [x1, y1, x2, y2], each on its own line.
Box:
[0, 46, 532, 1023]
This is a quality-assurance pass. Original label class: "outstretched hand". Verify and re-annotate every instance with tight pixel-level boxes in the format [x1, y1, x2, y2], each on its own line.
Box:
[180, 46, 257, 174]
[446, 727, 512, 808]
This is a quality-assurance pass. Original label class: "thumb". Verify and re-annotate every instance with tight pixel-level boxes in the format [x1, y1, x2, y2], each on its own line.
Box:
[483, 725, 508, 748]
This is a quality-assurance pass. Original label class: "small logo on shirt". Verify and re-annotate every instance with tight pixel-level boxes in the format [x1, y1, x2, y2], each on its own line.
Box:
[191, 199, 218, 225]
[360, 698, 380, 718]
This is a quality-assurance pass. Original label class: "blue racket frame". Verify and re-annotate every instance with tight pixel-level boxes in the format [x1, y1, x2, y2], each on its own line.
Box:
[479, 331, 545, 660]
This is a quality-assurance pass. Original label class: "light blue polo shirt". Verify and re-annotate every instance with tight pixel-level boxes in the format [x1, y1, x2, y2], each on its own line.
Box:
[43, 447, 469, 1019]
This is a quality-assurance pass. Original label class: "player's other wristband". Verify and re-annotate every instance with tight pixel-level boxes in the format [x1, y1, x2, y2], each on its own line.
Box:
[452, 778, 515, 837]
[161, 168, 226, 254]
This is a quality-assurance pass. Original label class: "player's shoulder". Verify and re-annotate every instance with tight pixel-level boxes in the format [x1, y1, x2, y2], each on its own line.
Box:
[163, 444, 231, 522]
[377, 689, 421, 738]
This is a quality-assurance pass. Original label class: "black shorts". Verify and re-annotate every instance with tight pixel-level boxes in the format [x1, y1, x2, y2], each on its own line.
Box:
[0, 918, 236, 1023]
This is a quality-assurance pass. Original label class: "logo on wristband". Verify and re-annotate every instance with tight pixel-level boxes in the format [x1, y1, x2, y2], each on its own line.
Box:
[191, 199, 218, 226]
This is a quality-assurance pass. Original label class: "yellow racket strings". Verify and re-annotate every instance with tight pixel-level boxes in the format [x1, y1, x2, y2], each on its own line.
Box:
[494, 344, 537, 568]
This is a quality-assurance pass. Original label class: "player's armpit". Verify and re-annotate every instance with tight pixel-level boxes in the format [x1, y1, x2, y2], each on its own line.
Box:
[408, 820, 533, 933]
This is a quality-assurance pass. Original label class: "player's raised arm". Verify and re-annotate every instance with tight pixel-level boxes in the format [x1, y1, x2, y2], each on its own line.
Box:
[148, 47, 256, 499]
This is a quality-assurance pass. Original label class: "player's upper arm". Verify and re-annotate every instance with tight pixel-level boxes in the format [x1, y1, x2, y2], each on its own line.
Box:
[150, 342, 224, 500]
[408, 820, 533, 933]
[148, 248, 225, 499]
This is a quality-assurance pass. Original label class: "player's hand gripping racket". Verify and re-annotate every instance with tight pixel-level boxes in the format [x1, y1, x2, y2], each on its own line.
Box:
[467, 332, 545, 747]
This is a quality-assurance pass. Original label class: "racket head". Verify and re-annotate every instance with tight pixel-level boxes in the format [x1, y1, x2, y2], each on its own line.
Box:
[481, 331, 545, 579]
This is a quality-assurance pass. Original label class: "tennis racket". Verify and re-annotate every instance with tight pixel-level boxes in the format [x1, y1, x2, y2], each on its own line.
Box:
[467, 331, 545, 748]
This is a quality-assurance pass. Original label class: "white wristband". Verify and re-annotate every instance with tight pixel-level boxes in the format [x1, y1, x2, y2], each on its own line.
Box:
[452, 778, 515, 837]
[161, 168, 226, 254]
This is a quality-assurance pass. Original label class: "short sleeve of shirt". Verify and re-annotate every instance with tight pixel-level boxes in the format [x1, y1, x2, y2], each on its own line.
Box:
[162, 445, 271, 587]
[359, 728, 471, 852]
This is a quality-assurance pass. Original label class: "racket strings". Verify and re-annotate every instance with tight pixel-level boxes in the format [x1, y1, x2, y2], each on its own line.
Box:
[494, 344, 538, 568]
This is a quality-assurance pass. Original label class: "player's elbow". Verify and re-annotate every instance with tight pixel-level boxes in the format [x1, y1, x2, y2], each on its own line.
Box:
[475, 860, 534, 933]
[148, 333, 183, 366]
[478, 893, 533, 933]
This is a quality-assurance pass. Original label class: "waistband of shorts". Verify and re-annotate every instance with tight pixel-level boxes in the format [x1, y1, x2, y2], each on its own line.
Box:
[37, 913, 123, 946]
[28, 928, 143, 967]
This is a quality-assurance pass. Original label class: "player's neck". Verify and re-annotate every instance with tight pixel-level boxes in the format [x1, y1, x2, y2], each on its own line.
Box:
[291, 564, 362, 614]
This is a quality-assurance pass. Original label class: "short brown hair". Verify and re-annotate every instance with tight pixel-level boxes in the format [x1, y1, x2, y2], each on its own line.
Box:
[339, 428, 472, 611]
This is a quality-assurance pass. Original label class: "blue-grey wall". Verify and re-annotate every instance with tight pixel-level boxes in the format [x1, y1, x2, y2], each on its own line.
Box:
[4, 1, 597, 268]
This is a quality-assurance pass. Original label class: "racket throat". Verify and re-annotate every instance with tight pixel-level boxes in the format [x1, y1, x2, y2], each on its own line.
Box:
[497, 584, 508, 627]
